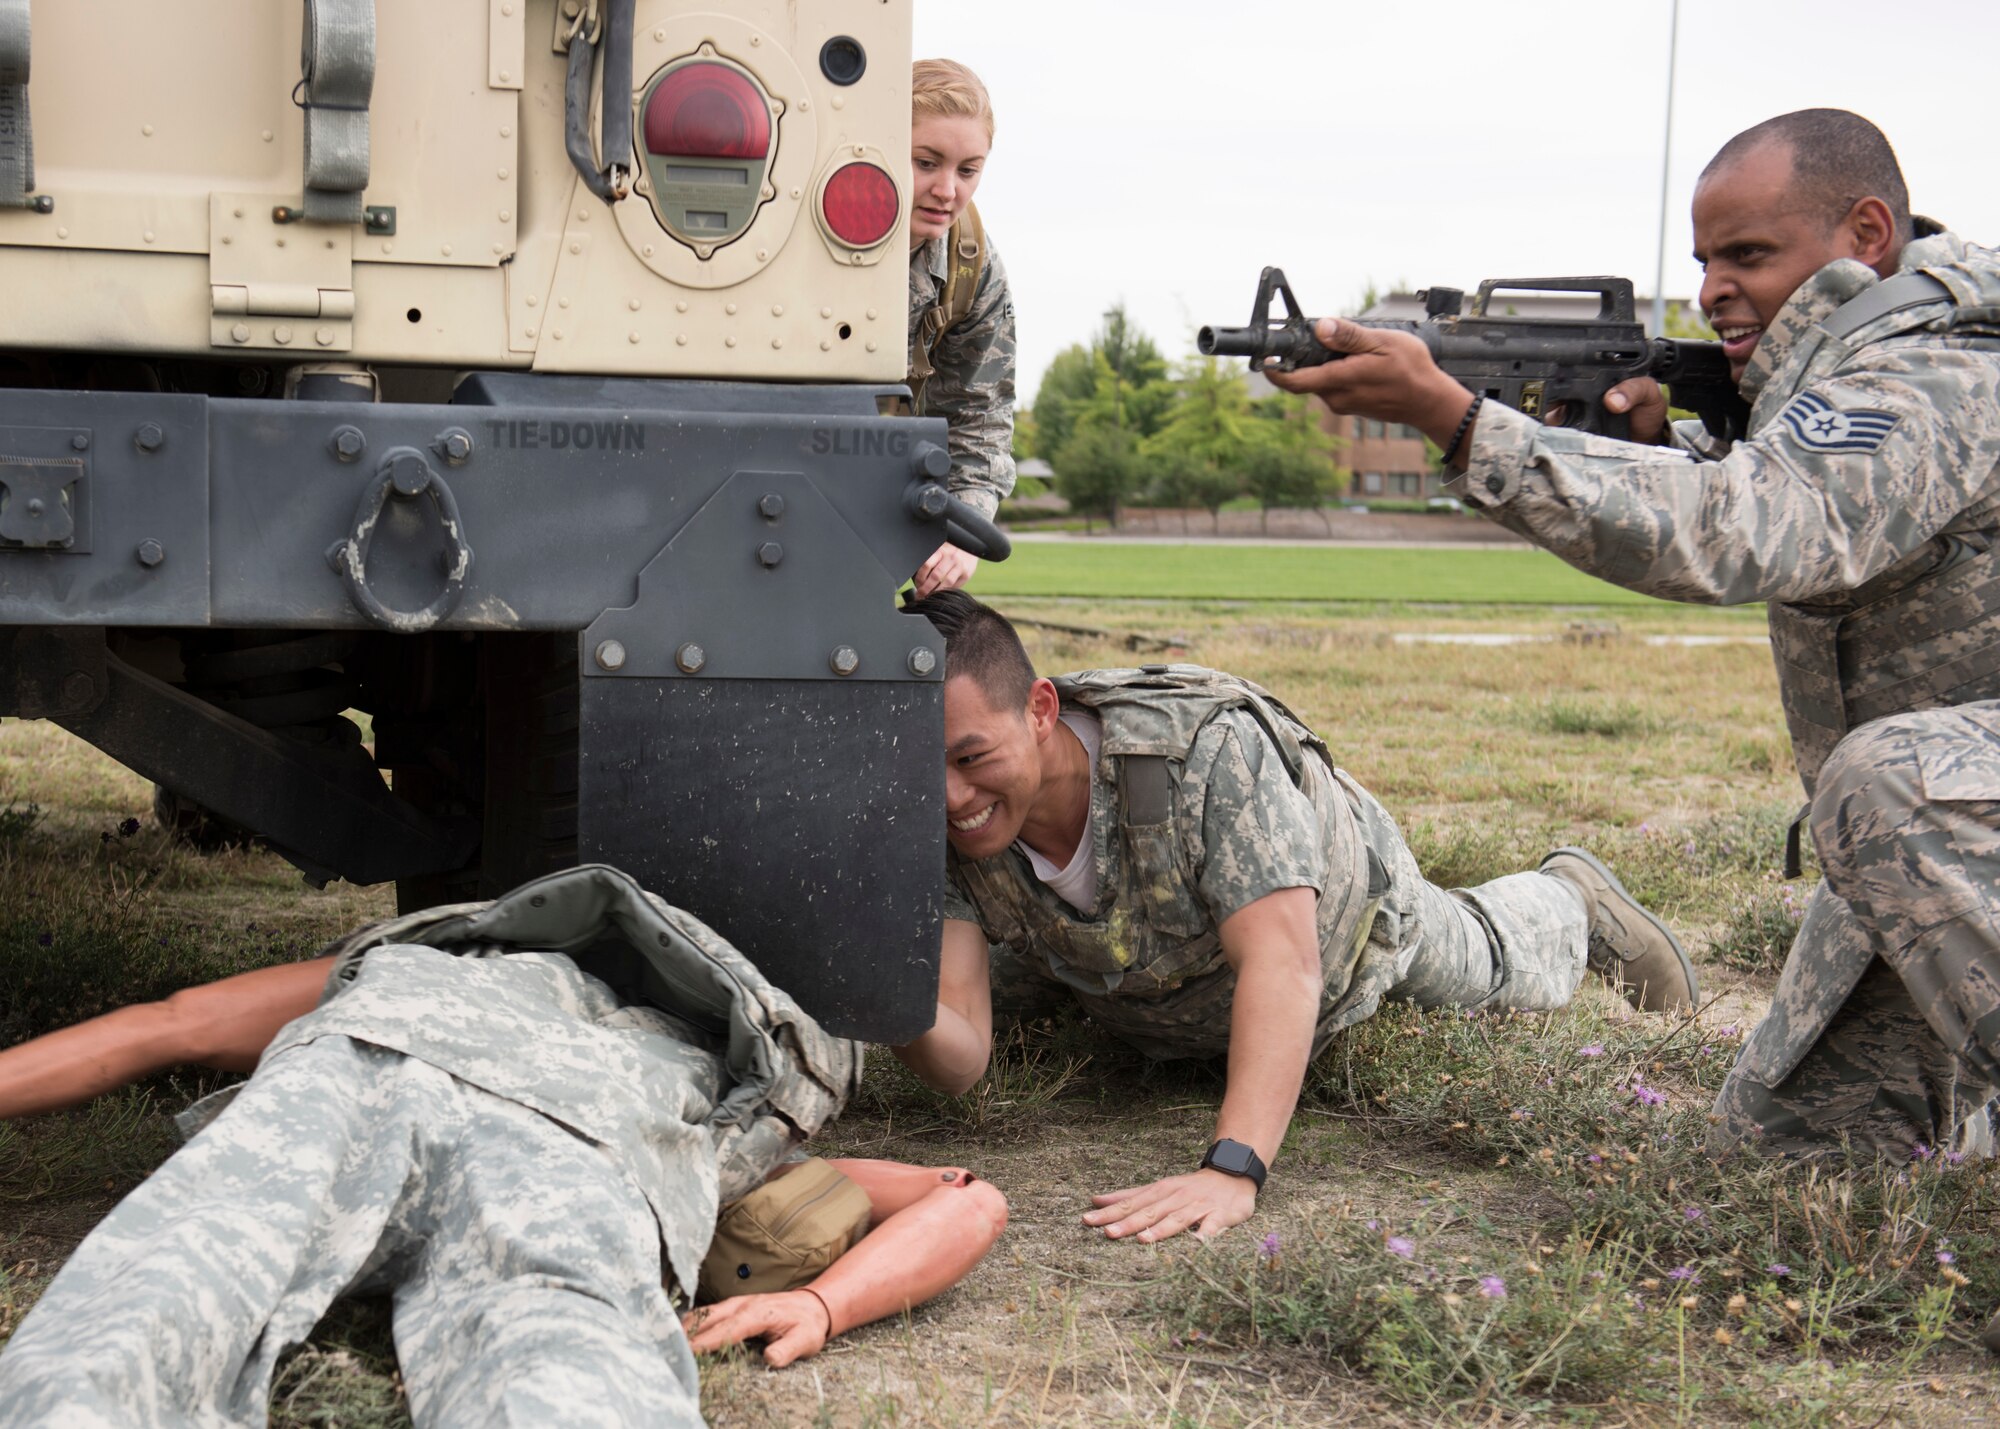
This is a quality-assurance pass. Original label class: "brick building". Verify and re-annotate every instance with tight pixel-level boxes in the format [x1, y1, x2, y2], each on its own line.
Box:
[1324, 414, 1436, 498]
[1243, 369, 1434, 498]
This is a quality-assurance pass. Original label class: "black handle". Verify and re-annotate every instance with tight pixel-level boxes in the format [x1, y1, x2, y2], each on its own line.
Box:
[904, 481, 1012, 561]
[1471, 276, 1637, 322]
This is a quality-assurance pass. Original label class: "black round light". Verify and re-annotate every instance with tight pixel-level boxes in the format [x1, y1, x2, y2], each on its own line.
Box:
[819, 36, 866, 86]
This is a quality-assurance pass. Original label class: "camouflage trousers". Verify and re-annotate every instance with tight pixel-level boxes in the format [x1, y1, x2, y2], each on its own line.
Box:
[1334, 773, 1589, 1031]
[1712, 705, 2000, 1159]
[0, 1034, 701, 1429]
[993, 774, 1589, 1057]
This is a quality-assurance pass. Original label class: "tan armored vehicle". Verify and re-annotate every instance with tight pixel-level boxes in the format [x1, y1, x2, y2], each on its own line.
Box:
[0, 0, 1003, 1039]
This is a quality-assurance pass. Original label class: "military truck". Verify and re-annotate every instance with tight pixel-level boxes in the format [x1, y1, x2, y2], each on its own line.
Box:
[0, 0, 1002, 1041]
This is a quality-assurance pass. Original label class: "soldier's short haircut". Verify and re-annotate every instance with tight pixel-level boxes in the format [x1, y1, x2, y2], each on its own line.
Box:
[905, 590, 1035, 711]
[1701, 109, 1912, 243]
[912, 58, 995, 143]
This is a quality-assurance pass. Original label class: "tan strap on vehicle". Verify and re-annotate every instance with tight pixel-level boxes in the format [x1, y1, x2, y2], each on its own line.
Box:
[298, 0, 376, 224]
[908, 201, 986, 410]
[0, 0, 33, 208]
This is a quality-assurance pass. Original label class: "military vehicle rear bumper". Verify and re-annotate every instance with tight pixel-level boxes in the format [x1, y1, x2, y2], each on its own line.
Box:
[0, 377, 961, 1041]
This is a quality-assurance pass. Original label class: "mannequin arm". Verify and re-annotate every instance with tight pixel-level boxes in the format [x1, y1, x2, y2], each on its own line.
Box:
[807, 1163, 1007, 1332]
[683, 1161, 1008, 1367]
[0, 955, 335, 1119]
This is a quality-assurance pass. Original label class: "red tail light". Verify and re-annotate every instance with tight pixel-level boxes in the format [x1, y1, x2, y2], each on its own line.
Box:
[643, 62, 772, 161]
[821, 162, 899, 248]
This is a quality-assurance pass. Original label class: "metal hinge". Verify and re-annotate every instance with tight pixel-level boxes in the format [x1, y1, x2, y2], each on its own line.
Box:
[208, 193, 355, 351]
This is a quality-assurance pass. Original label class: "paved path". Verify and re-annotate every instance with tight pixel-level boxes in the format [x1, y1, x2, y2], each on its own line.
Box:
[1009, 531, 1527, 550]
[1392, 632, 1769, 647]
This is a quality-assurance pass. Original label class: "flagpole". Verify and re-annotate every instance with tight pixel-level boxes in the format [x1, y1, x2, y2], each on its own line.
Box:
[1650, 0, 1681, 336]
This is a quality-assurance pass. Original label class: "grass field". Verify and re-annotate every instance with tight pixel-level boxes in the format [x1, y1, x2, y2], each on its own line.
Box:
[3, 599, 1998, 1426]
[970, 541, 1686, 606]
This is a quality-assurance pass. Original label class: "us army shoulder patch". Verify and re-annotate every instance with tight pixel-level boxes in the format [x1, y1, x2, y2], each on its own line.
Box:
[1775, 391, 1902, 454]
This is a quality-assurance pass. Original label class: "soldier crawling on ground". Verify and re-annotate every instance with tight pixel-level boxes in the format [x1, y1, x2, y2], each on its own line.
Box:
[892, 590, 1695, 1246]
[1264, 108, 2000, 1176]
[904, 57, 1017, 597]
[0, 868, 1008, 1427]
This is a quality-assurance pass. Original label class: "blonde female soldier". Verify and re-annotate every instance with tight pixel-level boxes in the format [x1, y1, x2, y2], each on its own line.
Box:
[906, 58, 1017, 597]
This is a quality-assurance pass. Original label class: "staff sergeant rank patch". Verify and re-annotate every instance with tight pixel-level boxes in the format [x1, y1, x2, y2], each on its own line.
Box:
[1775, 391, 1902, 453]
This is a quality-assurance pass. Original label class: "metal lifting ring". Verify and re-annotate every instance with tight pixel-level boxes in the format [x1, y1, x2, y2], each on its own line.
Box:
[327, 447, 474, 632]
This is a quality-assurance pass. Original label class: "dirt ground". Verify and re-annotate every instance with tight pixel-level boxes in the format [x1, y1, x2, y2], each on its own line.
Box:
[6, 602, 2000, 1425]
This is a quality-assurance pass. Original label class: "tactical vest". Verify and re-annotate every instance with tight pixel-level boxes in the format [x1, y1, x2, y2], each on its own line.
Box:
[1757, 255, 2000, 800]
[948, 665, 1371, 1038]
[907, 202, 986, 413]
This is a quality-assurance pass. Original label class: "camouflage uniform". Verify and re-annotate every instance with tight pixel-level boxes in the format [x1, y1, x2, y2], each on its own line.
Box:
[0, 866, 861, 1429]
[1447, 231, 2000, 1158]
[943, 666, 1589, 1060]
[907, 231, 1016, 519]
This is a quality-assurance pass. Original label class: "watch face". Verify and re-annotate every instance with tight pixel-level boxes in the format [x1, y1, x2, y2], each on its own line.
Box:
[1207, 1140, 1253, 1175]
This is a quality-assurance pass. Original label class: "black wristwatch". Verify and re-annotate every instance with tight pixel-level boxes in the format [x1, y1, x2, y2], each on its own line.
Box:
[1199, 1138, 1268, 1192]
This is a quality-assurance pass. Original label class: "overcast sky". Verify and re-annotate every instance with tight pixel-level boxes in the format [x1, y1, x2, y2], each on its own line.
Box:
[912, 0, 2000, 403]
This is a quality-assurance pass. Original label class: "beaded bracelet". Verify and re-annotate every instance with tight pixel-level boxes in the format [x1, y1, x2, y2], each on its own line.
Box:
[1441, 393, 1485, 467]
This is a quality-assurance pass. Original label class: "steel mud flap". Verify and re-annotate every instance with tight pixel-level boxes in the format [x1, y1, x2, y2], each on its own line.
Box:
[579, 674, 941, 1044]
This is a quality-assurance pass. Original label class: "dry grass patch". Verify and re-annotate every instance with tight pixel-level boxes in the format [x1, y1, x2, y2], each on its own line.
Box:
[4, 603, 1999, 1424]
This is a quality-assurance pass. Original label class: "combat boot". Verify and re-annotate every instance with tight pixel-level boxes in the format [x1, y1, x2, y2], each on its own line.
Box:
[1539, 847, 1698, 1013]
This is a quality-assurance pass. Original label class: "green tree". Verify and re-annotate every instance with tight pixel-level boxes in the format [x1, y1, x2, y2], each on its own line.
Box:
[1142, 355, 1262, 469]
[1054, 424, 1139, 533]
[1034, 305, 1175, 463]
[1242, 444, 1335, 533]
[1185, 460, 1245, 533]
[1075, 305, 1174, 440]
[1096, 304, 1170, 398]
[1031, 343, 1098, 459]
[1013, 404, 1039, 463]
[1240, 390, 1342, 531]
[1145, 447, 1241, 535]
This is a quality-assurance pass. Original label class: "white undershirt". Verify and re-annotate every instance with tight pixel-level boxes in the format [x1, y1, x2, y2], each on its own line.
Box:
[1018, 711, 1102, 914]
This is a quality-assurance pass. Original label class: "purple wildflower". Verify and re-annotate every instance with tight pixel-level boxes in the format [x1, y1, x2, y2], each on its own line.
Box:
[36, 930, 52, 947]
[1259, 1232, 1282, 1261]
[1911, 1143, 1933, 1162]
[1630, 1081, 1667, 1108]
[1767, 1263, 1790, 1277]
[1478, 1275, 1507, 1299]
[1667, 1266, 1697, 1283]
[1682, 1205, 1704, 1222]
[1937, 1250, 1956, 1266]
[1365, 1219, 1379, 1231]
[1386, 1236, 1415, 1259]
[1946, 1150, 1967, 1166]
[1586, 1153, 1603, 1165]
[1719, 1025, 1738, 1039]
[1579, 1044, 1604, 1058]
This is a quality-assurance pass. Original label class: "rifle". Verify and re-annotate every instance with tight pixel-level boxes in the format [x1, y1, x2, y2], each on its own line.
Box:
[1199, 268, 1748, 443]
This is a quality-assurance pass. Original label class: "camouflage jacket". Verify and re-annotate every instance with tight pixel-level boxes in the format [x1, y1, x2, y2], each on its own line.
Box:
[907, 232, 1017, 519]
[248, 865, 863, 1299]
[943, 666, 1375, 1058]
[1451, 231, 2000, 795]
